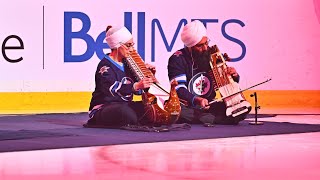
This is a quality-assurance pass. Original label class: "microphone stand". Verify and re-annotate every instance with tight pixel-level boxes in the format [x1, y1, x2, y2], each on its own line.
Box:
[249, 92, 264, 125]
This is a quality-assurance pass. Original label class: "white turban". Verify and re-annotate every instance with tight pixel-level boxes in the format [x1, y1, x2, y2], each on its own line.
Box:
[105, 26, 133, 49]
[181, 20, 207, 47]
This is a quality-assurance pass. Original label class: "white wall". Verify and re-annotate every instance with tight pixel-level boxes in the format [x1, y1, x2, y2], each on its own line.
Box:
[0, 0, 319, 92]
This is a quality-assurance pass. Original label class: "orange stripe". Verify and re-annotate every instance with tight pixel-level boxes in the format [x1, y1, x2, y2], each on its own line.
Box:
[0, 90, 319, 114]
[243, 90, 320, 108]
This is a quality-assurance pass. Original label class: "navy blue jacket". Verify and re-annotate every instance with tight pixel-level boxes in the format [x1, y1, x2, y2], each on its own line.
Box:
[89, 54, 140, 110]
[168, 48, 239, 107]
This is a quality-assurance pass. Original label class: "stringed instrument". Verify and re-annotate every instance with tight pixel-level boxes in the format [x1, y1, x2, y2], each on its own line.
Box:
[164, 80, 181, 124]
[125, 49, 181, 125]
[208, 45, 252, 117]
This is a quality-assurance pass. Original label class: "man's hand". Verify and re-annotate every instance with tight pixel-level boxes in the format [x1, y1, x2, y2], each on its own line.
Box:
[146, 63, 156, 75]
[133, 77, 154, 91]
[225, 66, 239, 77]
[194, 96, 210, 110]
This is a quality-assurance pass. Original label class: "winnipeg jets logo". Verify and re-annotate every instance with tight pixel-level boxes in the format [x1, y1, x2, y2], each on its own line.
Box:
[188, 72, 213, 97]
[195, 75, 209, 94]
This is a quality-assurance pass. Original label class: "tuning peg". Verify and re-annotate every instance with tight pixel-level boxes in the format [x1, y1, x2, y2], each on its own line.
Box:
[223, 53, 231, 61]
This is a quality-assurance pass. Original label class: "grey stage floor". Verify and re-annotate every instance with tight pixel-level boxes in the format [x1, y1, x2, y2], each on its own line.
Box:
[0, 113, 320, 153]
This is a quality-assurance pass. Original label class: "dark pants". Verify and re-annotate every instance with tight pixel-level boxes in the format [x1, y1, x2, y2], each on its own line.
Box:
[177, 102, 250, 125]
[85, 102, 147, 128]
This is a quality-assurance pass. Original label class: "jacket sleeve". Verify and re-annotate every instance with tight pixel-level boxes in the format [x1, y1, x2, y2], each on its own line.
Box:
[167, 53, 197, 106]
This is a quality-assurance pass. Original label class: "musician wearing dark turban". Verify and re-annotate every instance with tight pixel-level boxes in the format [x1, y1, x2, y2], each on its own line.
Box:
[168, 20, 248, 125]
[84, 25, 156, 128]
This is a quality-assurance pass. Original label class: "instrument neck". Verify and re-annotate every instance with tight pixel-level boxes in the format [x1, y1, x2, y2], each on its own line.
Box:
[126, 49, 155, 80]
[209, 49, 233, 88]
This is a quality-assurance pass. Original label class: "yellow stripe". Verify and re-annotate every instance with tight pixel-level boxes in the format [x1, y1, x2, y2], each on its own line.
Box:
[0, 92, 91, 114]
[132, 94, 142, 102]
[0, 90, 319, 114]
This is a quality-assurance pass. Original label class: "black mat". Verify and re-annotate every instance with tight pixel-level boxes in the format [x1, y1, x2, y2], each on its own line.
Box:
[0, 130, 75, 141]
[0, 113, 319, 152]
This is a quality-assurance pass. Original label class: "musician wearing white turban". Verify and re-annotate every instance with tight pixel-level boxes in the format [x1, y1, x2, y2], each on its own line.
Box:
[181, 20, 207, 48]
[84, 25, 156, 129]
[167, 20, 246, 125]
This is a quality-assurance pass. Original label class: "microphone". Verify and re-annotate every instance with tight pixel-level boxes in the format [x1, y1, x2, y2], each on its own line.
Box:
[250, 92, 256, 97]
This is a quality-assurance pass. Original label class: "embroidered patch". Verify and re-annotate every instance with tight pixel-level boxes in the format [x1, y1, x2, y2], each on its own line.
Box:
[99, 66, 110, 75]
[188, 72, 214, 98]
[174, 51, 183, 57]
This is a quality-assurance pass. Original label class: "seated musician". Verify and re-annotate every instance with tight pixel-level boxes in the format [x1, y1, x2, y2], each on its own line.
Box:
[167, 20, 249, 125]
[84, 25, 156, 128]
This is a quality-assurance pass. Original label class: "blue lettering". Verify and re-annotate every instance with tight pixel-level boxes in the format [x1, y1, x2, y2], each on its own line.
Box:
[125, 12, 147, 60]
[151, 19, 187, 62]
[124, 12, 133, 33]
[95, 31, 109, 60]
[222, 19, 246, 62]
[64, 12, 96, 62]
[64, 12, 109, 62]
[63, 11, 246, 63]
[137, 12, 146, 60]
